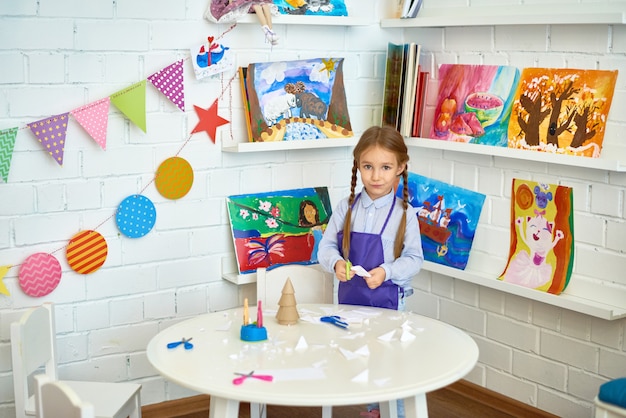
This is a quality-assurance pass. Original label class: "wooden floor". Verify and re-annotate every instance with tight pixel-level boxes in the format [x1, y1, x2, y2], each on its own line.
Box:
[142, 380, 559, 418]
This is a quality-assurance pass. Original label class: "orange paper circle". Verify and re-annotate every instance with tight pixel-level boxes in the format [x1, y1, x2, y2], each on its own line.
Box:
[155, 156, 193, 200]
[66, 230, 108, 274]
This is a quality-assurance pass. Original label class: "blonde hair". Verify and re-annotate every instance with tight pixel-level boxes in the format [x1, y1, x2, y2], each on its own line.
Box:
[341, 125, 410, 259]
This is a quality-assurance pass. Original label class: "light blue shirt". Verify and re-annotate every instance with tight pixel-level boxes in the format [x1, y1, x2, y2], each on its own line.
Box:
[318, 189, 424, 291]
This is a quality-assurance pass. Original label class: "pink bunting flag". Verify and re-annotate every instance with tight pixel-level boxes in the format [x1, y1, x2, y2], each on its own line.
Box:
[28, 113, 70, 166]
[148, 60, 185, 112]
[0, 127, 18, 182]
[71, 97, 110, 150]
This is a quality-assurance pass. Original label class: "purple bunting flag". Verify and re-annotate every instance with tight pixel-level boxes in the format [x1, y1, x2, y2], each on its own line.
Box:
[148, 60, 185, 112]
[28, 113, 70, 166]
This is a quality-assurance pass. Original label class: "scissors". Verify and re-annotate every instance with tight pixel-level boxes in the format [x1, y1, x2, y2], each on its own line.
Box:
[320, 315, 348, 329]
[167, 337, 193, 350]
[232, 371, 274, 385]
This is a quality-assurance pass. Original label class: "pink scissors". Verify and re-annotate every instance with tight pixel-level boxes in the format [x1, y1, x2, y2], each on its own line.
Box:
[232, 371, 273, 385]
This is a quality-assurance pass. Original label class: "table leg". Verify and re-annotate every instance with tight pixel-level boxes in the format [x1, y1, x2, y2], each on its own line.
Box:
[322, 405, 332, 418]
[250, 402, 267, 418]
[209, 396, 240, 418]
[404, 394, 428, 418]
[379, 399, 398, 418]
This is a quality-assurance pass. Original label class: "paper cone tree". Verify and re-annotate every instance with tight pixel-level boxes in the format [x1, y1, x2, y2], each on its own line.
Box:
[276, 277, 299, 325]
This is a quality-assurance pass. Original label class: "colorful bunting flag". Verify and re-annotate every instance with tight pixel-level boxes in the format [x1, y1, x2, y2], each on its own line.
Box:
[192, 99, 229, 143]
[28, 113, 70, 166]
[71, 97, 110, 150]
[148, 60, 186, 111]
[110, 80, 147, 132]
[0, 127, 18, 182]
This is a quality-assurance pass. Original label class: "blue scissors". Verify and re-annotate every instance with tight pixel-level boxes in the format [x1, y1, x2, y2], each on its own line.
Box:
[167, 337, 193, 350]
[320, 315, 348, 329]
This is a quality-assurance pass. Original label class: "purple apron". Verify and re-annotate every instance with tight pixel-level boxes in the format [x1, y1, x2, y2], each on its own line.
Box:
[337, 194, 400, 310]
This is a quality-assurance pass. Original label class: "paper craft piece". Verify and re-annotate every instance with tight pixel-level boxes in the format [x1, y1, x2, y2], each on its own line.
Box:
[499, 179, 574, 294]
[339, 347, 359, 360]
[245, 57, 352, 142]
[274, 0, 348, 16]
[115, 194, 156, 238]
[155, 156, 194, 200]
[0, 127, 18, 182]
[227, 187, 331, 273]
[66, 230, 108, 274]
[71, 98, 110, 150]
[508, 68, 618, 158]
[374, 378, 391, 387]
[378, 330, 396, 341]
[400, 329, 416, 342]
[110, 80, 147, 132]
[191, 37, 234, 80]
[0, 265, 12, 296]
[351, 369, 368, 383]
[295, 335, 308, 351]
[350, 265, 371, 277]
[354, 344, 370, 357]
[28, 113, 70, 166]
[398, 172, 486, 270]
[191, 99, 229, 143]
[19, 253, 62, 297]
[430, 64, 520, 146]
[148, 60, 186, 111]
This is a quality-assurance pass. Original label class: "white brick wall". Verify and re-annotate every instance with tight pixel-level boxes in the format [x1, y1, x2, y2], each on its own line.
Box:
[1, 0, 625, 416]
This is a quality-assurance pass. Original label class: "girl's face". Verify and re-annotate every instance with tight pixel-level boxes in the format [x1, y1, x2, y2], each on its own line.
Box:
[303, 203, 317, 224]
[358, 145, 405, 200]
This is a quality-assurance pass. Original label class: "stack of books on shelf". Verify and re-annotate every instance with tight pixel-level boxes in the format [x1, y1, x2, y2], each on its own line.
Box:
[381, 42, 429, 138]
[400, 0, 424, 18]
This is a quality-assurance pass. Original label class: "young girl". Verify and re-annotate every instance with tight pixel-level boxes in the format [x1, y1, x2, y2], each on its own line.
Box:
[205, 0, 279, 45]
[317, 125, 424, 418]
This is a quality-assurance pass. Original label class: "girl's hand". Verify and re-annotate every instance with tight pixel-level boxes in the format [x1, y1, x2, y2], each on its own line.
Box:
[364, 267, 385, 289]
[334, 260, 355, 282]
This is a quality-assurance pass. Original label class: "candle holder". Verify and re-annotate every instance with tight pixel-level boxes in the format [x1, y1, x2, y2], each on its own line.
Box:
[240, 323, 267, 342]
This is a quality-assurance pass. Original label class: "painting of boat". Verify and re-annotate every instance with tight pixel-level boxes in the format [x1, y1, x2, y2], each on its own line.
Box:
[398, 172, 486, 270]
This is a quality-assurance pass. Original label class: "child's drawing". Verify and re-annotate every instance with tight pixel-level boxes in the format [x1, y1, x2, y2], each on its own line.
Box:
[245, 57, 353, 142]
[508, 68, 617, 158]
[227, 187, 331, 274]
[273, 0, 348, 16]
[190, 36, 233, 80]
[430, 64, 520, 147]
[398, 172, 486, 270]
[498, 179, 574, 294]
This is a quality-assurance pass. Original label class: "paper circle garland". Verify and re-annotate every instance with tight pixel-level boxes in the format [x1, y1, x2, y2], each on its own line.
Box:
[155, 156, 194, 200]
[19, 253, 62, 297]
[66, 230, 108, 274]
[116, 194, 157, 238]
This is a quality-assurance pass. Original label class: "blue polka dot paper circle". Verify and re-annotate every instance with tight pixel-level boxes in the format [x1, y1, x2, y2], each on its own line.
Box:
[116, 194, 156, 238]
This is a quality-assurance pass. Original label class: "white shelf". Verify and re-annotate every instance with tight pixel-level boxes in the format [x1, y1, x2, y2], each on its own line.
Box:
[222, 137, 358, 153]
[237, 13, 370, 26]
[381, 3, 626, 27]
[422, 261, 626, 320]
[405, 137, 626, 172]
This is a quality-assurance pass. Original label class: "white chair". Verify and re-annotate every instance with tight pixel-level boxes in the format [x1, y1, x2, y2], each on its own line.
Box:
[596, 396, 626, 417]
[256, 264, 335, 309]
[11, 303, 142, 418]
[254, 264, 335, 418]
[35, 374, 95, 418]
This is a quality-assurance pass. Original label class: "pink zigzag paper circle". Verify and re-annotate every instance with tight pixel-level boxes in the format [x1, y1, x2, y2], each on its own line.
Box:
[19, 253, 62, 297]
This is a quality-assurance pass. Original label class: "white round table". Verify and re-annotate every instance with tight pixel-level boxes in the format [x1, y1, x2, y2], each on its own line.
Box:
[146, 304, 478, 418]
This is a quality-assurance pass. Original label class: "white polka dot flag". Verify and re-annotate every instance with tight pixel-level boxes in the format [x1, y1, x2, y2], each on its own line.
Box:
[70, 97, 110, 150]
[147, 60, 185, 112]
[27, 113, 70, 166]
[0, 127, 18, 183]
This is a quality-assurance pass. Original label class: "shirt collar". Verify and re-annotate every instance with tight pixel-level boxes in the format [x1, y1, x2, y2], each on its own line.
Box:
[359, 189, 395, 209]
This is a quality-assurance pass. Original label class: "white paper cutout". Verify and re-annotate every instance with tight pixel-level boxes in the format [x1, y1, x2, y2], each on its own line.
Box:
[350, 265, 371, 277]
[374, 377, 391, 386]
[339, 347, 359, 360]
[400, 329, 416, 342]
[378, 329, 396, 341]
[295, 335, 308, 351]
[354, 344, 370, 357]
[351, 369, 369, 383]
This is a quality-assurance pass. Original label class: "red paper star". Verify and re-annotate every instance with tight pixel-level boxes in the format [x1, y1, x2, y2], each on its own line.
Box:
[192, 99, 229, 143]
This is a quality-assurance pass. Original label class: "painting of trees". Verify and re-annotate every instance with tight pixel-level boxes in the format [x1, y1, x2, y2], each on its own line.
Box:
[508, 68, 617, 158]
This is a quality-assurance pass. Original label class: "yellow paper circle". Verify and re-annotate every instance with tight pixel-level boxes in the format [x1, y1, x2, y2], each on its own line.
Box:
[155, 156, 193, 200]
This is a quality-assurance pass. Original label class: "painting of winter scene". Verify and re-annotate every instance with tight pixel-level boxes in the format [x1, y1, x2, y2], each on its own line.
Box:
[227, 187, 332, 274]
[398, 172, 486, 270]
[244, 57, 353, 142]
[430, 64, 520, 147]
[508, 68, 617, 158]
[272, 0, 348, 16]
